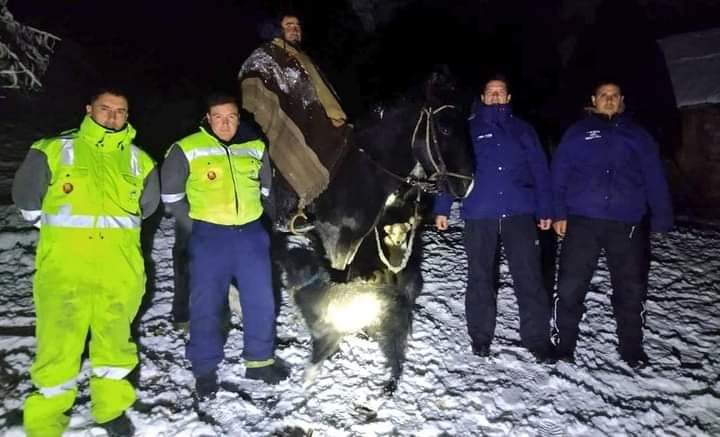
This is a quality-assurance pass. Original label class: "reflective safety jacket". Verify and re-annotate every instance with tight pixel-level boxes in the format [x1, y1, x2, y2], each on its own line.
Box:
[161, 124, 271, 226]
[12, 115, 159, 238]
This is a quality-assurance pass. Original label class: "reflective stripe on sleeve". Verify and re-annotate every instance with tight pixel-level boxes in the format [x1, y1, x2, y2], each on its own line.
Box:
[20, 209, 42, 222]
[161, 193, 186, 203]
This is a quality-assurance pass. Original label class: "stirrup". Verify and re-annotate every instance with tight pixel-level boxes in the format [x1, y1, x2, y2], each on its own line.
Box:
[289, 208, 314, 235]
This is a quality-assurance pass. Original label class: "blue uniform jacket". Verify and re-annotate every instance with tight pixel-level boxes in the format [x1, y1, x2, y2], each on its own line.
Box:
[434, 102, 552, 220]
[551, 112, 673, 232]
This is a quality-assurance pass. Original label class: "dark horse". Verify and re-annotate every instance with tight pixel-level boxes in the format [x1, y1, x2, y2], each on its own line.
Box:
[275, 70, 474, 270]
[275, 71, 474, 393]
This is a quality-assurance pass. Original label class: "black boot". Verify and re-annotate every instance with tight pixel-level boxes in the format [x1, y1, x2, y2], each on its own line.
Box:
[245, 357, 290, 384]
[100, 412, 135, 437]
[471, 341, 491, 357]
[529, 341, 558, 364]
[195, 371, 219, 400]
[621, 349, 650, 369]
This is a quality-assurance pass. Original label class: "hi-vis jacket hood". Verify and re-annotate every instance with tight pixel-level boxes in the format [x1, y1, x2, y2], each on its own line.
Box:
[77, 114, 137, 150]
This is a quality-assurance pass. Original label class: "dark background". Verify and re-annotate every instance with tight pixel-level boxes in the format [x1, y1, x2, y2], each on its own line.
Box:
[6, 0, 720, 159]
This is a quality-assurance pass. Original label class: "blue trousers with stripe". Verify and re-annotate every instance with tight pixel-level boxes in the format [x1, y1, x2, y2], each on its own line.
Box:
[186, 219, 276, 377]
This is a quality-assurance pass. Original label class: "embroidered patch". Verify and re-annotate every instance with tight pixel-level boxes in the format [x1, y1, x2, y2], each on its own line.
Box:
[584, 130, 602, 140]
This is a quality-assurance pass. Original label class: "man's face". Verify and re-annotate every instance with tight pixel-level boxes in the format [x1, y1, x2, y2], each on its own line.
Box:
[86, 93, 129, 131]
[207, 103, 240, 142]
[481, 80, 511, 105]
[281, 16, 302, 44]
[592, 84, 624, 116]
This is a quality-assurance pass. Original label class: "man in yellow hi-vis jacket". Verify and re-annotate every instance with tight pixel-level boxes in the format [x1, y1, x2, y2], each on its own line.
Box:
[12, 88, 160, 437]
[161, 94, 288, 401]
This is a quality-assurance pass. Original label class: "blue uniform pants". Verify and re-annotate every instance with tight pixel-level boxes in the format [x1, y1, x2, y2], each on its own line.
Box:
[553, 216, 648, 358]
[186, 219, 276, 377]
[464, 215, 552, 351]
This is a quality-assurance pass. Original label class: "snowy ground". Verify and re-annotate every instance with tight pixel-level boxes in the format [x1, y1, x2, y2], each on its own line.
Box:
[1, 206, 719, 436]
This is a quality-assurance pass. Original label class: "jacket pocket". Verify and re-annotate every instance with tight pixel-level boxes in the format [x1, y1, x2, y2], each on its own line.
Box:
[117, 172, 142, 213]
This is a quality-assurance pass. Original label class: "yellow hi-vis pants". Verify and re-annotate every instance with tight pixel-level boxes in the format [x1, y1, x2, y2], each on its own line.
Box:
[23, 228, 145, 437]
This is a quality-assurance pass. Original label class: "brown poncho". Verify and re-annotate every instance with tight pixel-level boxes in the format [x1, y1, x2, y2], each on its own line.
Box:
[238, 38, 349, 208]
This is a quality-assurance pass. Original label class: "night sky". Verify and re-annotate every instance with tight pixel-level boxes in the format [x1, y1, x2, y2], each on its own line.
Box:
[7, 0, 720, 156]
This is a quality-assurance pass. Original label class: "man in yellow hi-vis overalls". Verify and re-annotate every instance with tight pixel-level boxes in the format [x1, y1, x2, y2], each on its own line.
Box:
[12, 88, 160, 437]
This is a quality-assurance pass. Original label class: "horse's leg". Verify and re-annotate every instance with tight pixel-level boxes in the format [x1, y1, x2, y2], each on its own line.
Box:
[304, 329, 343, 388]
[377, 297, 413, 395]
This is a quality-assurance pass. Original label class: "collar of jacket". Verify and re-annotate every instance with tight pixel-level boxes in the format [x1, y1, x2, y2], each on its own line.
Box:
[475, 102, 512, 125]
[78, 115, 136, 150]
[199, 120, 262, 146]
[589, 111, 630, 125]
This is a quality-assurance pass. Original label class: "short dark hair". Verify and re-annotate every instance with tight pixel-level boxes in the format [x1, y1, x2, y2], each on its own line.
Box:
[483, 73, 511, 94]
[278, 11, 301, 24]
[206, 93, 239, 112]
[592, 79, 623, 95]
[89, 87, 128, 105]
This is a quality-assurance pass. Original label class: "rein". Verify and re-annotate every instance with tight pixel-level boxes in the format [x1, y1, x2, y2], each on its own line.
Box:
[356, 103, 471, 195]
[373, 188, 422, 274]
[411, 105, 472, 198]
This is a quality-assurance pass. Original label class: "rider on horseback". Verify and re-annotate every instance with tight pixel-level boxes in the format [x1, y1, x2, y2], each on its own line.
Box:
[238, 12, 351, 232]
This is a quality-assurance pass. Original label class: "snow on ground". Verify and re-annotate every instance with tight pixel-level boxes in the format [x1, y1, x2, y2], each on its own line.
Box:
[1, 206, 719, 436]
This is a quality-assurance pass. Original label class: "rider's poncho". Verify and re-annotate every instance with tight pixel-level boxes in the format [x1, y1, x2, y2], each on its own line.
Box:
[239, 38, 350, 208]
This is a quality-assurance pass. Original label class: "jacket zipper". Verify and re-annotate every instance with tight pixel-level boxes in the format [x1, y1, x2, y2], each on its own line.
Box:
[223, 145, 240, 217]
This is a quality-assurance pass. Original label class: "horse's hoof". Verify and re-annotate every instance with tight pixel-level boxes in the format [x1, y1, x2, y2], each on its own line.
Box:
[303, 363, 321, 389]
[382, 379, 398, 396]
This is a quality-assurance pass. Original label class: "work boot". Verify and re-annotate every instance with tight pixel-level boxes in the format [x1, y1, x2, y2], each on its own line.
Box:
[554, 349, 575, 364]
[529, 341, 558, 364]
[195, 372, 219, 400]
[621, 349, 650, 369]
[245, 357, 290, 384]
[100, 412, 135, 437]
[471, 341, 491, 357]
[173, 320, 190, 333]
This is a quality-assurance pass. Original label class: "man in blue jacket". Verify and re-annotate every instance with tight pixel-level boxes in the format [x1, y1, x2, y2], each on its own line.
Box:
[551, 81, 673, 368]
[435, 76, 554, 362]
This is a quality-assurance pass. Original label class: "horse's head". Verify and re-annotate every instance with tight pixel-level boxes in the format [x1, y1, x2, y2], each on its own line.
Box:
[411, 71, 474, 198]
[306, 70, 473, 271]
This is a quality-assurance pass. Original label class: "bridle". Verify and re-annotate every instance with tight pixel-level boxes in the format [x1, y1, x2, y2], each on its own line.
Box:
[357, 103, 472, 195]
[410, 104, 472, 198]
[360, 103, 473, 273]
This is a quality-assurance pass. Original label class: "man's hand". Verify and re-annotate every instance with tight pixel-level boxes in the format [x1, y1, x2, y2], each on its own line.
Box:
[435, 215, 449, 231]
[537, 218, 552, 231]
[553, 219, 567, 238]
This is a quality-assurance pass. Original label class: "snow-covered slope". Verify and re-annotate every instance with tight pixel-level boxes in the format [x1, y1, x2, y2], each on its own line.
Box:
[1, 207, 718, 436]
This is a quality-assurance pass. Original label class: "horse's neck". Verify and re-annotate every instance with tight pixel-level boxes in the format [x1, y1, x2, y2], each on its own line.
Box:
[357, 103, 420, 174]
